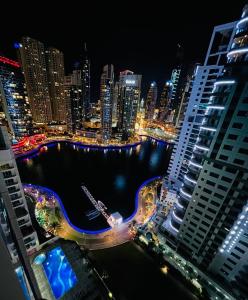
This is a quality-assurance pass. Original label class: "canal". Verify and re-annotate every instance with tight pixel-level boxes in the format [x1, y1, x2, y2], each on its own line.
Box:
[17, 139, 172, 231]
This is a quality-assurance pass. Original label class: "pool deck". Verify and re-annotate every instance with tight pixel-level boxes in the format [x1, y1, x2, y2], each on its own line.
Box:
[24, 177, 161, 250]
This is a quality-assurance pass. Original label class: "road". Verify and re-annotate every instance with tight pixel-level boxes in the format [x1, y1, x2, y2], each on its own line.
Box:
[89, 242, 198, 300]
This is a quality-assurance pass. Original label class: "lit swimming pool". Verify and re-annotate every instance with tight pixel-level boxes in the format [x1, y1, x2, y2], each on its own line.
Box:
[42, 247, 78, 299]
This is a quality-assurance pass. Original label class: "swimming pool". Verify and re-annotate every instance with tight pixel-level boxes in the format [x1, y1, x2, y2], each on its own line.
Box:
[42, 247, 78, 299]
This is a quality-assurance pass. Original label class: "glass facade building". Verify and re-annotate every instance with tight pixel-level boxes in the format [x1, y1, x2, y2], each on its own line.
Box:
[0, 56, 33, 139]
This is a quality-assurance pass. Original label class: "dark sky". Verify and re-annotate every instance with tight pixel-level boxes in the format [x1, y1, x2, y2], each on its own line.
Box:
[1, 1, 247, 100]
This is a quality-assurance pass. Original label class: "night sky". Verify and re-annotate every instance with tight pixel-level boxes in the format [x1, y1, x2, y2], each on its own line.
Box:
[1, 1, 247, 100]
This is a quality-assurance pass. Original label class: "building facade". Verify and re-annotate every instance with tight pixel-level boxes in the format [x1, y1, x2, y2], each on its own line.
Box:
[167, 7, 248, 299]
[46, 47, 66, 122]
[0, 56, 33, 139]
[166, 22, 236, 192]
[81, 43, 91, 120]
[100, 65, 114, 141]
[145, 82, 157, 120]
[158, 81, 171, 122]
[0, 126, 41, 298]
[19, 37, 52, 123]
[64, 70, 82, 132]
[118, 70, 142, 136]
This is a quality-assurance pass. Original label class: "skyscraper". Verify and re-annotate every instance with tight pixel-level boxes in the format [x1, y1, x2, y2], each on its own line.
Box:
[118, 70, 142, 136]
[166, 6, 248, 299]
[0, 56, 33, 139]
[170, 67, 181, 103]
[112, 81, 120, 124]
[19, 37, 52, 123]
[0, 126, 41, 298]
[158, 81, 171, 122]
[81, 43, 91, 121]
[145, 82, 157, 120]
[64, 70, 82, 132]
[174, 64, 198, 128]
[165, 21, 236, 192]
[100, 64, 114, 141]
[46, 47, 66, 122]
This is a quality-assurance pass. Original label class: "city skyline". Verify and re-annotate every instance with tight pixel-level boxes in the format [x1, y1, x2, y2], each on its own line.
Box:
[0, 2, 248, 300]
[1, 2, 247, 100]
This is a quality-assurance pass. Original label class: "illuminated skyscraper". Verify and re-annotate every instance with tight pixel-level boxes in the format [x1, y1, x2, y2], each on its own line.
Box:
[118, 70, 142, 136]
[158, 81, 171, 122]
[0, 56, 33, 139]
[165, 6, 248, 299]
[46, 47, 66, 122]
[64, 70, 82, 132]
[145, 82, 157, 120]
[0, 126, 41, 298]
[112, 81, 120, 124]
[170, 67, 181, 103]
[100, 64, 114, 141]
[19, 37, 52, 123]
[81, 43, 91, 120]
[165, 22, 236, 191]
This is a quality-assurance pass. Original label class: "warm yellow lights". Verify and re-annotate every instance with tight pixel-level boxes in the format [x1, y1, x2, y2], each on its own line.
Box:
[108, 292, 113, 298]
[161, 265, 169, 274]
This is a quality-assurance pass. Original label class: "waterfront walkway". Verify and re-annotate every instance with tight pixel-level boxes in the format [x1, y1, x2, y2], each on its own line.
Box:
[23, 177, 161, 250]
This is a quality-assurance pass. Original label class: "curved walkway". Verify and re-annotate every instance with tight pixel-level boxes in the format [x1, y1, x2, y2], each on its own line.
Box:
[15, 136, 143, 159]
[14, 133, 174, 159]
[23, 177, 161, 250]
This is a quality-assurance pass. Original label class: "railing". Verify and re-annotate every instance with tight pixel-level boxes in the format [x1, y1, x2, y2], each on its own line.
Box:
[81, 185, 110, 221]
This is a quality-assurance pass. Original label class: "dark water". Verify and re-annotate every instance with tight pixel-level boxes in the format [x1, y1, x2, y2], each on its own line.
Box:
[90, 242, 195, 300]
[17, 139, 172, 231]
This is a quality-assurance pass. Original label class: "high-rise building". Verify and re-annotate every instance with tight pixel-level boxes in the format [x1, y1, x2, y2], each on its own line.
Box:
[166, 6, 248, 299]
[0, 56, 33, 139]
[100, 64, 114, 141]
[0, 126, 41, 298]
[81, 43, 91, 121]
[158, 81, 171, 122]
[169, 44, 184, 116]
[112, 81, 120, 124]
[117, 70, 142, 135]
[145, 81, 157, 120]
[19, 37, 52, 123]
[46, 47, 66, 122]
[170, 67, 181, 104]
[64, 70, 82, 132]
[174, 64, 199, 128]
[165, 21, 236, 192]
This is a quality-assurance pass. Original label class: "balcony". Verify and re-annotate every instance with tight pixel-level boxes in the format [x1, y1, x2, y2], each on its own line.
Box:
[15, 207, 28, 219]
[173, 209, 185, 221]
[178, 197, 189, 210]
[5, 180, 18, 187]
[180, 186, 192, 199]
[0, 164, 14, 171]
[193, 145, 209, 156]
[12, 201, 23, 209]
[11, 193, 22, 201]
[8, 187, 20, 195]
[185, 171, 198, 183]
[171, 217, 181, 230]
[3, 171, 15, 179]
[20, 225, 35, 238]
[18, 218, 29, 227]
[196, 138, 212, 149]
[227, 47, 248, 63]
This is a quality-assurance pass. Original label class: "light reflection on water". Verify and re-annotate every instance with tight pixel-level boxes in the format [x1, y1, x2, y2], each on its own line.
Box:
[114, 175, 126, 190]
[149, 151, 159, 170]
[17, 139, 172, 230]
